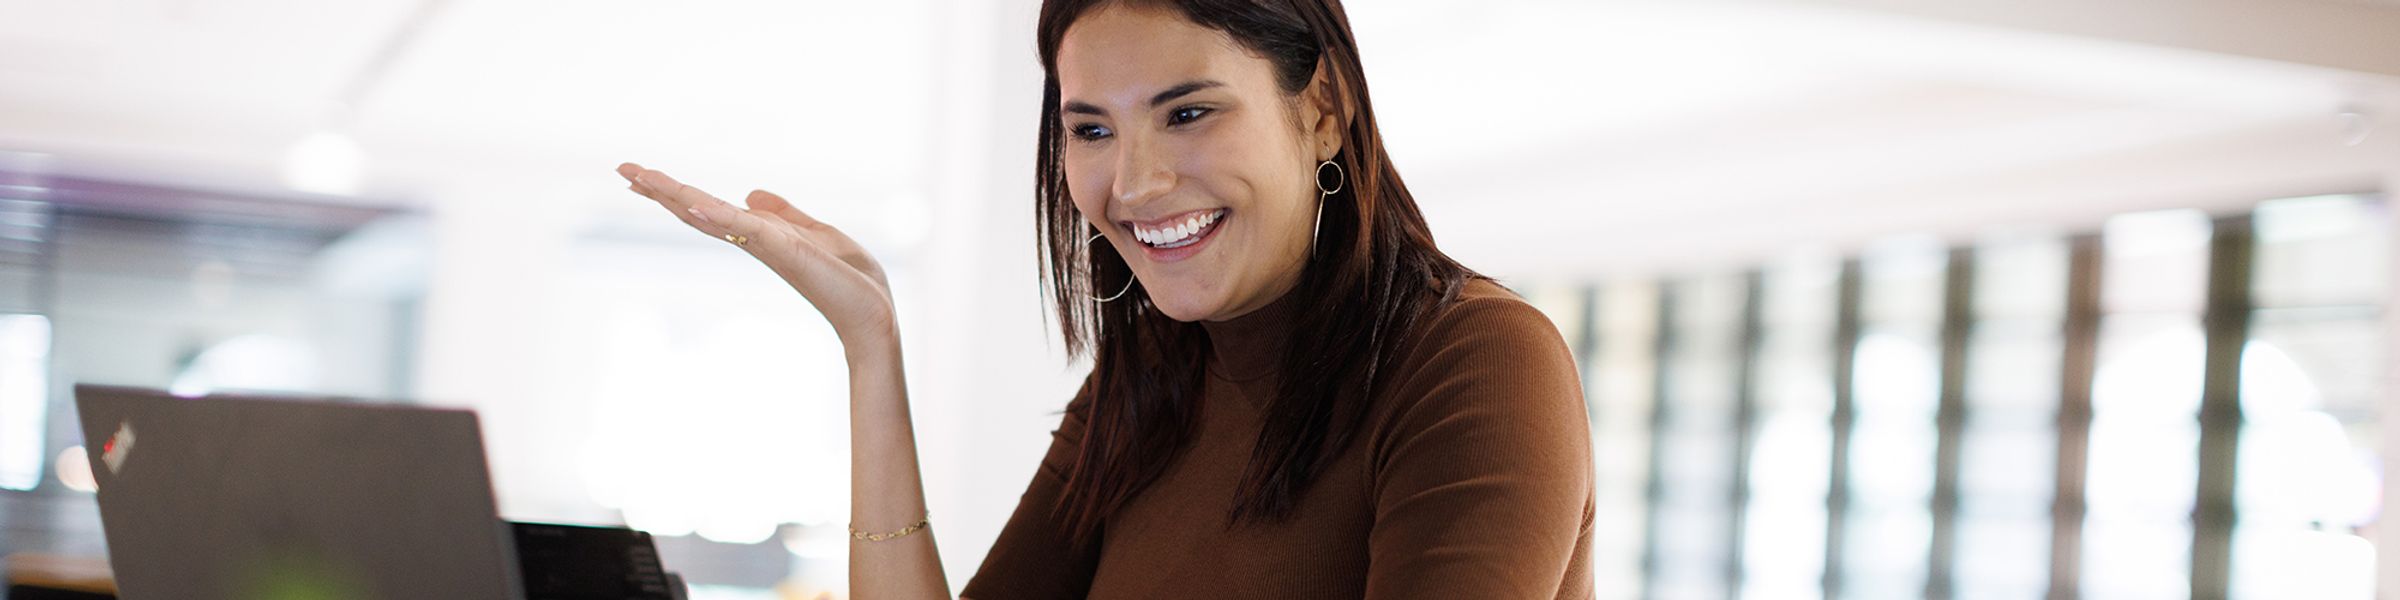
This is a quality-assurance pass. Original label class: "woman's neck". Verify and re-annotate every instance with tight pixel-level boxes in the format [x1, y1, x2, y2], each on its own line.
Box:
[1198, 276, 1309, 381]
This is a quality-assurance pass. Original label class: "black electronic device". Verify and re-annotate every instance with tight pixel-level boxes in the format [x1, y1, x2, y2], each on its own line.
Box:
[510, 522, 685, 600]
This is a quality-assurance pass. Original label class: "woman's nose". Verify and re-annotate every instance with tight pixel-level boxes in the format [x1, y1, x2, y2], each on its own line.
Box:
[1111, 135, 1174, 207]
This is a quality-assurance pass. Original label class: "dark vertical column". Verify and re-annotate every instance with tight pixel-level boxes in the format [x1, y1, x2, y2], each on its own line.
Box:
[1821, 260, 1864, 600]
[2190, 216, 2252, 600]
[1576, 285, 1604, 423]
[1725, 270, 1766, 599]
[2048, 235, 2103, 600]
[1925, 247, 1975, 600]
[1638, 282, 1677, 600]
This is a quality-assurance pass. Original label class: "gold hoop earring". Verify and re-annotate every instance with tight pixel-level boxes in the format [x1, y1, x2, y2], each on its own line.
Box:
[1086, 232, 1135, 303]
[1312, 159, 1344, 252]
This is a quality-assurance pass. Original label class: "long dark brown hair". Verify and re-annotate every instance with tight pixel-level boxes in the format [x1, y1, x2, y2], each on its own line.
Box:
[1034, 0, 1479, 542]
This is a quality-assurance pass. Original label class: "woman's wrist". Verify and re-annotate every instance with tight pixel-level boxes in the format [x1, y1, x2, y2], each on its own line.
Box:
[839, 317, 903, 372]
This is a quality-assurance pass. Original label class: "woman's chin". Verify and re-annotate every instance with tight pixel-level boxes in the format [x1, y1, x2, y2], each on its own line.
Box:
[1143, 285, 1224, 323]
[1149, 298, 1212, 323]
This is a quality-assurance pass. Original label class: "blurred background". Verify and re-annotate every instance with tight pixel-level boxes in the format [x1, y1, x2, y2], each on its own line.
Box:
[1, 0, 2395, 598]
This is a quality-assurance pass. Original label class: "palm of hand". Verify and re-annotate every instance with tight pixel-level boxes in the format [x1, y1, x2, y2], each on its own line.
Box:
[618, 162, 897, 345]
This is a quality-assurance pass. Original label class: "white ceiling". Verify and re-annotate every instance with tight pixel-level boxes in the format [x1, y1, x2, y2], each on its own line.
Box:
[1, 0, 2396, 277]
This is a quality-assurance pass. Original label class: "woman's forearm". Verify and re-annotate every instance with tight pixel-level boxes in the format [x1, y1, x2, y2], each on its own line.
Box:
[612, 163, 945, 595]
[845, 331, 953, 600]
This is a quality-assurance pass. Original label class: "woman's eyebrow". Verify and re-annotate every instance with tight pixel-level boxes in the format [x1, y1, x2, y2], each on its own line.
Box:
[1148, 80, 1224, 107]
[1060, 80, 1227, 116]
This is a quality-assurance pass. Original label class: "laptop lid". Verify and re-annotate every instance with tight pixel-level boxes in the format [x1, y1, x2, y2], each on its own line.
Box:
[73, 384, 524, 600]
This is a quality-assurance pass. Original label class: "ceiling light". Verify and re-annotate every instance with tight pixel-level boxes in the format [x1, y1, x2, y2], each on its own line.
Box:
[281, 130, 366, 196]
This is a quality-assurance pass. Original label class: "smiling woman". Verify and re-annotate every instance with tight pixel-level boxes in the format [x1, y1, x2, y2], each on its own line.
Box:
[619, 0, 1593, 598]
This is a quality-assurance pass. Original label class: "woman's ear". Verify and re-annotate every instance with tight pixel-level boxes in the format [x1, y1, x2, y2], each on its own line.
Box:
[1304, 58, 1351, 162]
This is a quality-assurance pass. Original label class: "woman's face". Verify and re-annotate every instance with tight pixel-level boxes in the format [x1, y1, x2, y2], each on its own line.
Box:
[1057, 4, 1340, 322]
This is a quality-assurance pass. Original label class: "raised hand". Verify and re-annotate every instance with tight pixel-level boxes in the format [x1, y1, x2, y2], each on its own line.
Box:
[617, 162, 897, 351]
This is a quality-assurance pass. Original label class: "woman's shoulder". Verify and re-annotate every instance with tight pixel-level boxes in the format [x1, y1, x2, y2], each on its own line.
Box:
[1363, 276, 1591, 476]
[1375, 277, 1581, 407]
[1399, 278, 1574, 368]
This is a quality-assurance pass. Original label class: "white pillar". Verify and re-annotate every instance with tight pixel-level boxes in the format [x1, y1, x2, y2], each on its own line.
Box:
[908, 0, 1081, 594]
[413, 176, 610, 524]
[2382, 165, 2400, 600]
[2375, 101, 2400, 600]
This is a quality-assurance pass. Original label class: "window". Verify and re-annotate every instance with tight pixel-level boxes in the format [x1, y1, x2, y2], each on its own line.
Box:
[1590, 282, 1661, 600]
[2229, 195, 2385, 600]
[1646, 273, 1748, 599]
[1555, 194, 2386, 599]
[2082, 209, 2212, 599]
[1953, 233, 2069, 600]
[1739, 252, 1839, 600]
[1838, 238, 1947, 600]
[0, 314, 49, 491]
[0, 178, 423, 559]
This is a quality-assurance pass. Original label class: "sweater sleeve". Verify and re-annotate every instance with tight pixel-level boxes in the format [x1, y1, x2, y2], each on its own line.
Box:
[960, 376, 1101, 600]
[1364, 294, 1596, 599]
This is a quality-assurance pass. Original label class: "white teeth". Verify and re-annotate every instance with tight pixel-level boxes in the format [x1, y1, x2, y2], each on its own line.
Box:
[1131, 210, 1221, 248]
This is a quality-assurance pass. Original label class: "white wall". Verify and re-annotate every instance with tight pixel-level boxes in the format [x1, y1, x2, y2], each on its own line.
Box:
[405, 0, 1086, 592]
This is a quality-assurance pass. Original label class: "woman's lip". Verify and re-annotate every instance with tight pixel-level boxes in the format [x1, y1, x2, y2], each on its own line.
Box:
[1138, 211, 1226, 264]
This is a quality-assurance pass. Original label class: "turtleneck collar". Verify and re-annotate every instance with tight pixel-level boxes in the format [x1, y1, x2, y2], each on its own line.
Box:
[1199, 281, 1310, 385]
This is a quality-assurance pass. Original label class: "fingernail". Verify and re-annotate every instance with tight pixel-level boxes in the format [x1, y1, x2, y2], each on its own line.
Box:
[688, 206, 713, 223]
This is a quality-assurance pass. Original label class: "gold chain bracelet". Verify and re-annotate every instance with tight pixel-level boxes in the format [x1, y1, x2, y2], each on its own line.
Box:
[850, 511, 931, 542]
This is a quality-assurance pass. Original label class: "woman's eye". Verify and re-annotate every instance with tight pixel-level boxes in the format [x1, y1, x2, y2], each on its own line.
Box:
[1167, 106, 1212, 127]
[1072, 124, 1113, 141]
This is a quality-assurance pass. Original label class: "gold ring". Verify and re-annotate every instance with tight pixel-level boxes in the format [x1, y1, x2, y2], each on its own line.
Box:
[724, 233, 749, 246]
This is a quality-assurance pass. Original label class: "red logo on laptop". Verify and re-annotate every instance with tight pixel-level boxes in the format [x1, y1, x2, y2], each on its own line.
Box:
[102, 420, 135, 475]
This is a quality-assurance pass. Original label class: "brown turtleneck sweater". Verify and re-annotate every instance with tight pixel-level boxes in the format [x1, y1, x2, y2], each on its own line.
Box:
[962, 279, 1594, 599]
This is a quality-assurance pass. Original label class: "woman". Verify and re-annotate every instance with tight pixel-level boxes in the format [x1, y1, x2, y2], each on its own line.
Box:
[618, 0, 1592, 597]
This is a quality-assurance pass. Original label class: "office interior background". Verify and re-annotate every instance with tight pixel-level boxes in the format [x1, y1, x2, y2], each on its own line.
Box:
[2, 0, 2397, 598]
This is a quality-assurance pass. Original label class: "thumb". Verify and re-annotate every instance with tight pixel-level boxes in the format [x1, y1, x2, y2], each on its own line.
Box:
[742, 189, 781, 209]
[745, 189, 824, 227]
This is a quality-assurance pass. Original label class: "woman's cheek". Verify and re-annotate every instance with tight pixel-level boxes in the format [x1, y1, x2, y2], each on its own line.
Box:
[1064, 159, 1109, 220]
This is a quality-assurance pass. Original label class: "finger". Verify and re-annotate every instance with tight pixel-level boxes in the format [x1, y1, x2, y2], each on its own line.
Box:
[630, 183, 728, 237]
[629, 168, 759, 239]
[690, 197, 790, 252]
[621, 163, 695, 213]
[745, 190, 889, 284]
[746, 189, 868, 252]
[623, 168, 816, 259]
[641, 175, 800, 253]
[619, 165, 725, 236]
[744, 189, 825, 229]
[621, 163, 683, 210]
[740, 190, 803, 229]
[626, 167, 783, 236]
[630, 168, 717, 209]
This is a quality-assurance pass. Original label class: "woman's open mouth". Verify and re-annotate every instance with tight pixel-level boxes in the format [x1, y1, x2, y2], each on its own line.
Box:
[1126, 208, 1227, 263]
